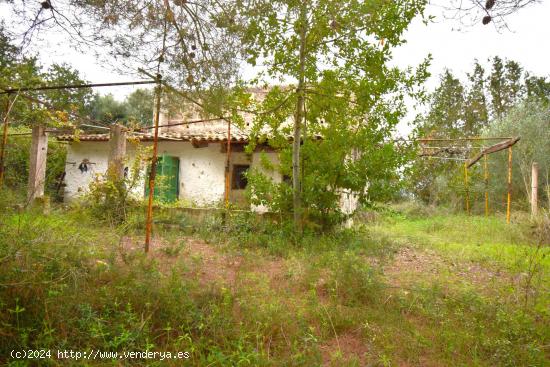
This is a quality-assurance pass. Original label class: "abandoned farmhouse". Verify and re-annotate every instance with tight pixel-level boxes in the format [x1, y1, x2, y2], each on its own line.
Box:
[21, 86, 353, 214]
[58, 121, 281, 209]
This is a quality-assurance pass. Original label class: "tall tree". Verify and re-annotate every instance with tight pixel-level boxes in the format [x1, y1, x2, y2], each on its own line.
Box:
[504, 59, 525, 106]
[239, 0, 429, 229]
[125, 88, 154, 126]
[42, 63, 94, 115]
[464, 61, 489, 134]
[488, 57, 526, 120]
[0, 26, 42, 96]
[410, 70, 466, 206]
[525, 73, 550, 104]
[0, 28, 90, 127]
[422, 70, 465, 138]
[0, 29, 20, 73]
[489, 56, 507, 120]
[89, 94, 127, 124]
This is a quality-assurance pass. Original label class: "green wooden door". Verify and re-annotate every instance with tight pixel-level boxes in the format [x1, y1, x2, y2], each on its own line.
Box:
[145, 155, 179, 203]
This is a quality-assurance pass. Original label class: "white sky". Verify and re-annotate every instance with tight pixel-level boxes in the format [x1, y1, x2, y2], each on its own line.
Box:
[392, 1, 550, 90]
[390, 1, 550, 134]
[2, 1, 549, 103]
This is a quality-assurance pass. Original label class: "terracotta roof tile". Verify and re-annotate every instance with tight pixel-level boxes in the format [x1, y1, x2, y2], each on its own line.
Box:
[57, 130, 249, 143]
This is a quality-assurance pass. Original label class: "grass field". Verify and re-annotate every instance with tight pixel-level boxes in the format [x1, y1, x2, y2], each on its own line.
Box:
[1, 202, 548, 366]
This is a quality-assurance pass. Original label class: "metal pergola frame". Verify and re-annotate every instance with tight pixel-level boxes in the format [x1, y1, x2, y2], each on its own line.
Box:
[418, 136, 521, 223]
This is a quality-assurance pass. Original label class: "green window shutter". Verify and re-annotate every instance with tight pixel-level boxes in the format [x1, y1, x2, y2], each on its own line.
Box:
[162, 155, 179, 202]
[144, 155, 179, 203]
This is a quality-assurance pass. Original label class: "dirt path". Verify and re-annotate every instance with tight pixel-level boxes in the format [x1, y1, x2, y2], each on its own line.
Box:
[122, 236, 512, 365]
[319, 331, 371, 366]
[382, 245, 521, 299]
[383, 246, 443, 288]
[119, 235, 287, 288]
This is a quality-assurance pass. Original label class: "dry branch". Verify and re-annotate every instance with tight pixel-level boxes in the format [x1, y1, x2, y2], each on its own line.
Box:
[467, 137, 520, 168]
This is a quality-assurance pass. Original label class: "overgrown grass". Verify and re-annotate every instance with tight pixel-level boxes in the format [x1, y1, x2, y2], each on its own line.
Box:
[371, 207, 550, 292]
[0, 206, 269, 366]
[1, 196, 548, 366]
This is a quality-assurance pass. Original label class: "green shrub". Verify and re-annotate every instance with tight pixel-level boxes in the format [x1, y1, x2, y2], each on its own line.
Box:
[0, 209, 271, 365]
[312, 252, 383, 306]
[85, 144, 149, 224]
[2, 127, 66, 201]
[483, 100, 550, 210]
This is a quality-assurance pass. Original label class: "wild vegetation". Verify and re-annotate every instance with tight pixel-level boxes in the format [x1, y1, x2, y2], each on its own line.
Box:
[409, 57, 550, 212]
[1, 192, 548, 366]
[237, 0, 429, 229]
[1, 0, 549, 366]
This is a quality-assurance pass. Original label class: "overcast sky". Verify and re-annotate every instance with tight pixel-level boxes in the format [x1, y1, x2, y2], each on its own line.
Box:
[392, 1, 550, 90]
[2, 1, 549, 100]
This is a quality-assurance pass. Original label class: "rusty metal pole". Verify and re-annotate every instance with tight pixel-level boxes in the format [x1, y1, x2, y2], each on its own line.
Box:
[464, 161, 470, 215]
[144, 75, 162, 253]
[0, 98, 10, 188]
[224, 120, 231, 208]
[484, 154, 489, 217]
[506, 146, 512, 224]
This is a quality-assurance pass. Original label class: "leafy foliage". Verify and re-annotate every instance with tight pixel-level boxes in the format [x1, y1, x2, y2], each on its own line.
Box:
[0, 27, 92, 128]
[482, 100, 550, 208]
[87, 142, 151, 223]
[409, 57, 550, 209]
[239, 0, 430, 227]
[88, 89, 155, 127]
[1, 126, 66, 201]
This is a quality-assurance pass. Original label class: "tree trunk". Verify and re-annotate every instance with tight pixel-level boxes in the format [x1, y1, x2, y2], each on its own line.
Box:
[531, 162, 538, 217]
[292, 2, 307, 233]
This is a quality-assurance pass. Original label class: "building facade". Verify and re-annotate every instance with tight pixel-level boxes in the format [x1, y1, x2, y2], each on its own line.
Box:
[59, 127, 281, 210]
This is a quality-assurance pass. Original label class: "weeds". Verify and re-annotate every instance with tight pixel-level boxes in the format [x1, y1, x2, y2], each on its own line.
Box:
[0, 198, 548, 366]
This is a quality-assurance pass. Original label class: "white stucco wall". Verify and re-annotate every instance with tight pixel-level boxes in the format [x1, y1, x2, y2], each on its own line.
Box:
[156, 141, 227, 206]
[64, 141, 110, 199]
[63, 140, 358, 215]
[63, 140, 281, 208]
